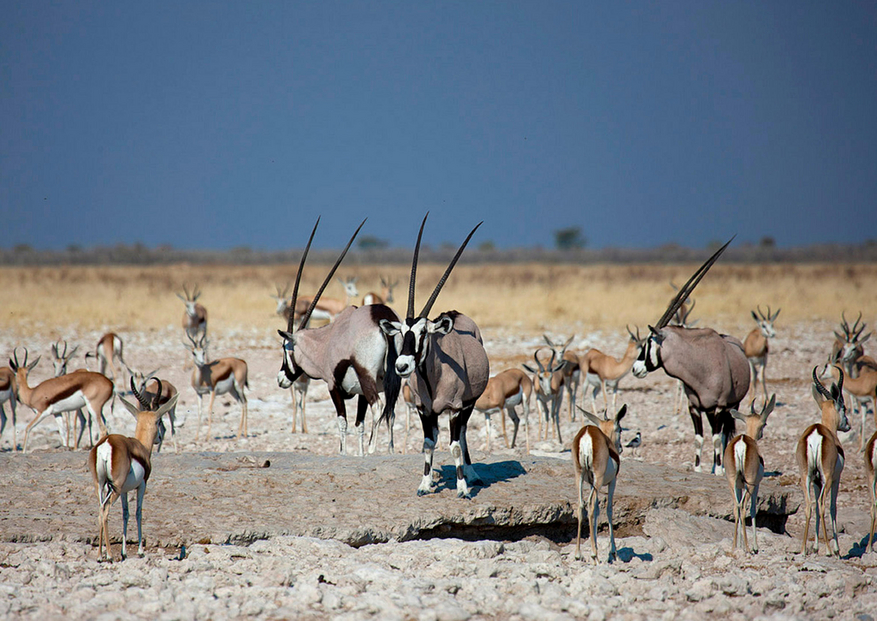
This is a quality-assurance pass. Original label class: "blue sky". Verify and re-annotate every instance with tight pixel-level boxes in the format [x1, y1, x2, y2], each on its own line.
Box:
[2, 2, 875, 250]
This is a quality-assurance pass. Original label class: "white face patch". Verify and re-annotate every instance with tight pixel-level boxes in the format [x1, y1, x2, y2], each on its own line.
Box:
[391, 319, 430, 378]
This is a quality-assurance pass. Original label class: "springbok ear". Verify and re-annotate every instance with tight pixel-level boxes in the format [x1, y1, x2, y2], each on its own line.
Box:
[860, 332, 872, 345]
[379, 319, 401, 337]
[730, 409, 747, 423]
[577, 406, 603, 427]
[430, 315, 454, 335]
[615, 404, 628, 423]
[762, 394, 777, 421]
[156, 394, 179, 419]
[27, 356, 40, 371]
[119, 396, 141, 418]
[751, 310, 759, 322]
[811, 383, 824, 405]
[772, 308, 781, 321]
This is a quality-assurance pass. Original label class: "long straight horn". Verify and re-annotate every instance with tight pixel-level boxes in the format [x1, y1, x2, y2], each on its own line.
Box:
[407, 213, 429, 321]
[299, 218, 367, 331]
[287, 217, 321, 332]
[655, 236, 734, 330]
[418, 221, 483, 319]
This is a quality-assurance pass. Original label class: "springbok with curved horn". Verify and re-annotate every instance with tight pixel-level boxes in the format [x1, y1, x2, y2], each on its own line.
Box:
[85, 333, 132, 389]
[544, 335, 580, 422]
[138, 375, 179, 452]
[724, 394, 776, 553]
[377, 215, 488, 497]
[277, 218, 403, 456]
[797, 367, 850, 556]
[581, 326, 646, 414]
[185, 334, 249, 441]
[177, 285, 208, 341]
[633, 239, 749, 475]
[50, 339, 92, 448]
[865, 429, 877, 553]
[819, 360, 877, 451]
[474, 368, 533, 453]
[0, 365, 18, 450]
[573, 404, 627, 564]
[88, 378, 178, 561]
[11, 348, 114, 452]
[523, 348, 567, 444]
[363, 276, 399, 306]
[744, 306, 780, 401]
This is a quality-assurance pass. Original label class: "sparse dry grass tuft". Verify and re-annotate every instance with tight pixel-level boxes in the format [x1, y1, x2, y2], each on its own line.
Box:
[1, 263, 874, 337]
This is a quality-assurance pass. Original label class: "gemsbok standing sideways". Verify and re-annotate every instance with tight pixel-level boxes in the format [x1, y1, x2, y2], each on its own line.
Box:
[85, 332, 132, 389]
[362, 276, 399, 306]
[581, 327, 645, 414]
[865, 429, 877, 553]
[88, 378, 178, 562]
[797, 367, 850, 556]
[523, 348, 567, 444]
[11, 348, 114, 452]
[744, 306, 780, 401]
[177, 285, 208, 341]
[474, 368, 533, 453]
[723, 394, 776, 553]
[573, 404, 627, 564]
[377, 215, 488, 498]
[632, 239, 749, 475]
[277, 218, 403, 456]
[0, 365, 19, 450]
[291, 276, 360, 327]
[185, 334, 249, 441]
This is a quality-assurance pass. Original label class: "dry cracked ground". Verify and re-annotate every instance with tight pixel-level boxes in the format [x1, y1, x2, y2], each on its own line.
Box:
[1, 321, 877, 620]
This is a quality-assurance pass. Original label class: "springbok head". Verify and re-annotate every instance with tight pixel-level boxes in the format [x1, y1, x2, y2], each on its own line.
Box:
[751, 305, 780, 339]
[378, 214, 482, 378]
[276, 218, 366, 388]
[271, 283, 292, 316]
[523, 348, 567, 396]
[730, 393, 776, 441]
[632, 238, 734, 379]
[381, 276, 399, 304]
[50, 339, 79, 377]
[834, 311, 871, 363]
[177, 284, 202, 315]
[184, 333, 210, 366]
[578, 404, 628, 455]
[812, 366, 850, 433]
[337, 276, 359, 299]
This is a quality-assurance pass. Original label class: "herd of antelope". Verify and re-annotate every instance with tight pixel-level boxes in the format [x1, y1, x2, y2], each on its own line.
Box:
[1, 221, 876, 564]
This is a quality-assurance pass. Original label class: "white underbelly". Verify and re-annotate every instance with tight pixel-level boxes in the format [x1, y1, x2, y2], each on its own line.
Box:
[46, 391, 88, 414]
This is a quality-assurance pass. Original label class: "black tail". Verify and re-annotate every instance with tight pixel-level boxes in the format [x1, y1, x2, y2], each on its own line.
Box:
[370, 334, 401, 449]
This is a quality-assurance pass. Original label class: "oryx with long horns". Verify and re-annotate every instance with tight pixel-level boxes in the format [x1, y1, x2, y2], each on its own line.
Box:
[276, 218, 403, 456]
[632, 239, 750, 475]
[377, 215, 489, 498]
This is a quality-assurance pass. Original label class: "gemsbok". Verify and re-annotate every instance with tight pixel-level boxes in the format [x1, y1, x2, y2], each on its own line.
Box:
[277, 218, 403, 456]
[177, 285, 208, 341]
[185, 334, 249, 441]
[723, 394, 776, 553]
[744, 306, 780, 401]
[573, 404, 627, 564]
[11, 348, 114, 452]
[362, 276, 398, 306]
[797, 367, 850, 556]
[633, 239, 749, 475]
[0, 365, 18, 450]
[85, 332, 132, 389]
[474, 368, 533, 453]
[377, 215, 488, 497]
[88, 378, 178, 561]
[581, 327, 645, 414]
[865, 429, 877, 553]
[523, 348, 567, 444]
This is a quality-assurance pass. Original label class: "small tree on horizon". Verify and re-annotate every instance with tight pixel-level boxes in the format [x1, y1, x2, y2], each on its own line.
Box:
[554, 226, 586, 250]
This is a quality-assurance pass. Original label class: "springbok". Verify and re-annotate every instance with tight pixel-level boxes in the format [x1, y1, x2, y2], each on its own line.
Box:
[831, 311, 869, 367]
[744, 306, 780, 401]
[11, 348, 114, 452]
[573, 404, 626, 564]
[88, 378, 178, 561]
[523, 348, 567, 444]
[85, 333, 132, 389]
[474, 368, 533, 453]
[362, 276, 398, 306]
[544, 335, 580, 422]
[291, 276, 359, 326]
[50, 339, 92, 448]
[377, 215, 488, 497]
[177, 285, 208, 340]
[185, 334, 249, 441]
[0, 365, 18, 450]
[633, 239, 749, 475]
[271, 283, 295, 324]
[139, 375, 179, 452]
[797, 367, 850, 556]
[277, 218, 403, 456]
[865, 429, 877, 553]
[581, 327, 645, 414]
[820, 360, 877, 451]
[723, 394, 776, 553]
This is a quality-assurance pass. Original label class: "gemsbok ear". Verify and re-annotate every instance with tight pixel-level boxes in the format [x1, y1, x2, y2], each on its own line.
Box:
[379, 319, 401, 337]
[278, 330, 294, 341]
[430, 315, 454, 335]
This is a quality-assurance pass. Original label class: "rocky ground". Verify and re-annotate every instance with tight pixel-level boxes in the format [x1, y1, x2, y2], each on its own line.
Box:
[1, 320, 876, 620]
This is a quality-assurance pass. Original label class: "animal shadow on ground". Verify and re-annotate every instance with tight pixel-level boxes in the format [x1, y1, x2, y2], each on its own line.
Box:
[434, 460, 527, 498]
[616, 547, 653, 563]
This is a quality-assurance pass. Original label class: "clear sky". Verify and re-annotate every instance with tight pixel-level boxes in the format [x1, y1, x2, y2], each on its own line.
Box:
[2, 2, 875, 251]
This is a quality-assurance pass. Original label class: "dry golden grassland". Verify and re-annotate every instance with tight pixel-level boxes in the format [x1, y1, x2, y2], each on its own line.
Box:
[1, 262, 874, 336]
